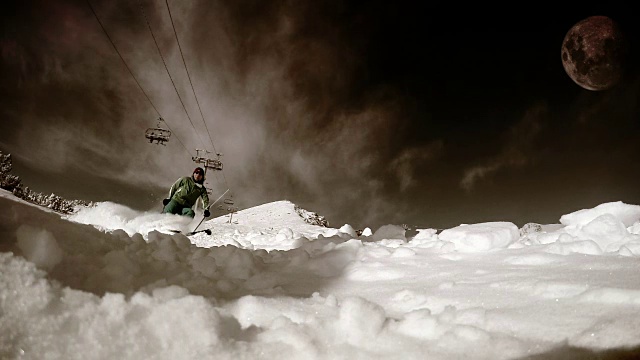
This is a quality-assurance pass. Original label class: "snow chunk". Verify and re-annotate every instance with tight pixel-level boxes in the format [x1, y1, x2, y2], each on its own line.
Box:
[16, 225, 63, 270]
[371, 224, 406, 242]
[579, 214, 630, 251]
[339, 224, 357, 238]
[560, 201, 640, 227]
[413, 228, 438, 240]
[438, 222, 519, 252]
[337, 297, 387, 344]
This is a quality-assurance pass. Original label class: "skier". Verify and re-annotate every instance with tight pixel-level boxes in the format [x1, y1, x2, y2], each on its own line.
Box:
[162, 167, 211, 218]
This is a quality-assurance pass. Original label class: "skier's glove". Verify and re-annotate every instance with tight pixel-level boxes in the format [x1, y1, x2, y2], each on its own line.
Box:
[162, 198, 170, 206]
[204, 209, 211, 218]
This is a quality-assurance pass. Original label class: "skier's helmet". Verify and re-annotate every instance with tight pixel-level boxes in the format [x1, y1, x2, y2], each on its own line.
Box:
[193, 167, 205, 183]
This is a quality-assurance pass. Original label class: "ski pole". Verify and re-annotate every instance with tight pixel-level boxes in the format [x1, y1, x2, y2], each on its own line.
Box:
[190, 189, 229, 234]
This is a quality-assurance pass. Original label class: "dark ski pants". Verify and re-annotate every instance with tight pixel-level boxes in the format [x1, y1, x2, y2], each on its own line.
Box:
[163, 199, 195, 218]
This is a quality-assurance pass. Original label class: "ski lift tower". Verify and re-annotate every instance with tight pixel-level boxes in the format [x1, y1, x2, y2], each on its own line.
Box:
[192, 149, 223, 175]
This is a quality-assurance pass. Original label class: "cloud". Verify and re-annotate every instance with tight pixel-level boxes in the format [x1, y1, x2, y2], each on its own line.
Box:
[390, 141, 444, 192]
[460, 153, 522, 192]
[460, 103, 545, 192]
[0, 0, 428, 229]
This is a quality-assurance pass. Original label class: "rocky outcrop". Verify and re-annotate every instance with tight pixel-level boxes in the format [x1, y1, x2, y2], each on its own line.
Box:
[294, 204, 329, 227]
[519, 222, 542, 238]
[0, 151, 92, 214]
[0, 153, 21, 190]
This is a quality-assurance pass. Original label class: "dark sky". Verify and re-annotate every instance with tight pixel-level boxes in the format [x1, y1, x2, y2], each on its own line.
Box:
[1, 1, 639, 231]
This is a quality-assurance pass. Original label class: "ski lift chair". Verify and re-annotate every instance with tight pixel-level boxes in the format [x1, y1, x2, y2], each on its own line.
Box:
[204, 158, 223, 171]
[145, 128, 171, 145]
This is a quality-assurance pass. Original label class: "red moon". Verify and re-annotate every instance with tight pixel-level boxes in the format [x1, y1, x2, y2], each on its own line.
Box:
[561, 16, 627, 91]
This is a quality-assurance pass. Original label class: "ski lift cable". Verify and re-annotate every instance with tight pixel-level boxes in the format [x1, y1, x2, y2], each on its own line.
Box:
[164, 0, 232, 195]
[85, 0, 193, 157]
[164, 0, 218, 156]
[138, 0, 208, 151]
[164, 3, 234, 198]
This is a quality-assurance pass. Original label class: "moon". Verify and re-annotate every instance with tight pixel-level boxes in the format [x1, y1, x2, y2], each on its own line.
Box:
[561, 16, 627, 91]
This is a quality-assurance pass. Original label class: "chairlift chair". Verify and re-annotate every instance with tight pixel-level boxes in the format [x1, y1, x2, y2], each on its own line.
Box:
[192, 149, 224, 171]
[203, 158, 223, 171]
[145, 128, 171, 145]
[145, 117, 171, 145]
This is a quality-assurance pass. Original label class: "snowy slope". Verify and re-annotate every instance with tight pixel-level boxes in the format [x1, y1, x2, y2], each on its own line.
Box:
[193, 200, 336, 250]
[63, 198, 336, 251]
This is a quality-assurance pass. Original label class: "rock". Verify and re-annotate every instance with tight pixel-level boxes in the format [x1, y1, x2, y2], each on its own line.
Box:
[519, 223, 543, 237]
[294, 204, 329, 227]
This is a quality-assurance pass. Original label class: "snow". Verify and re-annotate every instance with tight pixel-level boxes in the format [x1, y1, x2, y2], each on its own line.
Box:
[438, 222, 519, 252]
[2, 189, 640, 359]
[559, 201, 640, 227]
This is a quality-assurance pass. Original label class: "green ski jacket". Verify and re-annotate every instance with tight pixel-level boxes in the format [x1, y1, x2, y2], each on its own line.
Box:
[168, 176, 210, 209]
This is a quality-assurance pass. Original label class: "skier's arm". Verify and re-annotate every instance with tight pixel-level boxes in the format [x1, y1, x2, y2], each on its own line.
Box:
[201, 188, 210, 209]
[168, 177, 184, 199]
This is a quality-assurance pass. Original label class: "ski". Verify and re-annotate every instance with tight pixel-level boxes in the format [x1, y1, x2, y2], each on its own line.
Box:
[187, 229, 212, 236]
[166, 229, 212, 236]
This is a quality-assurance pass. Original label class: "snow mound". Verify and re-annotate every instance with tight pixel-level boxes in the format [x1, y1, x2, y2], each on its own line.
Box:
[190, 200, 337, 250]
[438, 222, 519, 252]
[560, 201, 640, 227]
[210, 200, 326, 230]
